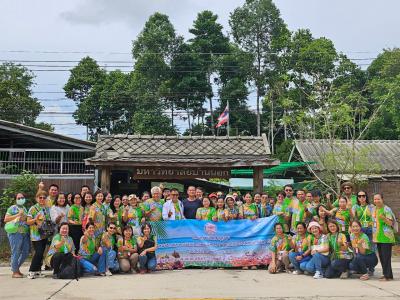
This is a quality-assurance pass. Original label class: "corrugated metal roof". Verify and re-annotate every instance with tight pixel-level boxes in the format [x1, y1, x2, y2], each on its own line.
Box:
[295, 139, 400, 174]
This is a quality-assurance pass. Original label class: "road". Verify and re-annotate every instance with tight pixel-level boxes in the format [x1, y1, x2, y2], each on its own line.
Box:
[0, 263, 399, 300]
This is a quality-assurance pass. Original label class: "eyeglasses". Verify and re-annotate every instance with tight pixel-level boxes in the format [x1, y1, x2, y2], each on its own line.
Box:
[357, 194, 366, 198]
[109, 227, 116, 230]
[284, 189, 292, 192]
[171, 194, 179, 196]
[343, 187, 352, 190]
[38, 196, 46, 199]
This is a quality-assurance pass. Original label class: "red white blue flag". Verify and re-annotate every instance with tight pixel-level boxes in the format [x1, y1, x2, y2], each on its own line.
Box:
[216, 105, 229, 128]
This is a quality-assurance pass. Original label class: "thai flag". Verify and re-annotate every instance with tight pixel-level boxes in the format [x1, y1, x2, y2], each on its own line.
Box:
[216, 105, 229, 128]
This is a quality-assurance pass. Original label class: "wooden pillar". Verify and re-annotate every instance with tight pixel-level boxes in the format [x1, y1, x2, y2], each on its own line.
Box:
[100, 166, 111, 192]
[253, 166, 263, 193]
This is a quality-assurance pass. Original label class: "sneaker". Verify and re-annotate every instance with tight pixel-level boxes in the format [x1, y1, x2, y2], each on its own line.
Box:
[27, 272, 36, 279]
[105, 270, 113, 276]
[35, 272, 46, 278]
[292, 270, 303, 275]
[340, 272, 349, 279]
[313, 271, 323, 279]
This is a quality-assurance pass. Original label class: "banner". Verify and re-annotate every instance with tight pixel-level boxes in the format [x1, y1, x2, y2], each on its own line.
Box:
[152, 215, 277, 269]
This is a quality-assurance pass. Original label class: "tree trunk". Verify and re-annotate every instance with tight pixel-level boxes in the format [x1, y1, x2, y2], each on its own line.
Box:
[283, 109, 287, 141]
[270, 98, 274, 154]
[171, 101, 174, 127]
[209, 97, 214, 135]
[256, 90, 260, 136]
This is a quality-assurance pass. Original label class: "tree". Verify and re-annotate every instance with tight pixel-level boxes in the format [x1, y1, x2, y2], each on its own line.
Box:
[364, 48, 400, 139]
[64, 57, 107, 139]
[230, 0, 290, 136]
[0, 171, 38, 219]
[189, 10, 230, 134]
[131, 13, 179, 135]
[0, 63, 52, 130]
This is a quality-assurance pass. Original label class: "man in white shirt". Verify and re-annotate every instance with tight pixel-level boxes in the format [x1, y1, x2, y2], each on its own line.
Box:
[162, 189, 185, 220]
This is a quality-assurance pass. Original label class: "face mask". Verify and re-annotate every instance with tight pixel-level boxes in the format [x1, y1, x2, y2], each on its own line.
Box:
[16, 198, 26, 206]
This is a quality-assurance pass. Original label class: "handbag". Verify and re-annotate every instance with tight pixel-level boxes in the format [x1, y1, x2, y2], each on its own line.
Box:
[39, 220, 55, 237]
[5, 220, 19, 234]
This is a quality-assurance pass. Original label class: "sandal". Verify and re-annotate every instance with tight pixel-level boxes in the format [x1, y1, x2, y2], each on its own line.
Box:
[360, 274, 369, 281]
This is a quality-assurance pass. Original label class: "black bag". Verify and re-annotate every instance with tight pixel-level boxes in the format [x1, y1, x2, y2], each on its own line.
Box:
[39, 220, 55, 238]
[57, 254, 81, 280]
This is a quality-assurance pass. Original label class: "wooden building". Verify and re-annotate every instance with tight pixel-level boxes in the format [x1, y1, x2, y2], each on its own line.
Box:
[85, 134, 279, 195]
[0, 120, 95, 192]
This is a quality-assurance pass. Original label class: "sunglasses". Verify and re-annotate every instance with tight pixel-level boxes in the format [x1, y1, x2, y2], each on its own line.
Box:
[109, 227, 116, 230]
[171, 194, 179, 196]
[38, 196, 47, 199]
[285, 189, 292, 192]
[357, 194, 366, 198]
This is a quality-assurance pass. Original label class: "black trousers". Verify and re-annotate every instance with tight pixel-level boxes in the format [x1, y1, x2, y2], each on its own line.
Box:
[51, 252, 73, 275]
[69, 224, 83, 254]
[29, 239, 48, 272]
[377, 243, 393, 279]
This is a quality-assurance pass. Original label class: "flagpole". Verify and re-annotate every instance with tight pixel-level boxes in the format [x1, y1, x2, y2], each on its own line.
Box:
[227, 100, 230, 137]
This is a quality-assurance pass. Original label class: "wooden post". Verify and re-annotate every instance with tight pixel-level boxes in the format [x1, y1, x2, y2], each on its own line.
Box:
[253, 166, 263, 193]
[100, 167, 111, 192]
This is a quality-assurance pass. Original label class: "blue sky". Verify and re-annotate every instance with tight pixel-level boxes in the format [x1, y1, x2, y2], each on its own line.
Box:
[1, 0, 399, 140]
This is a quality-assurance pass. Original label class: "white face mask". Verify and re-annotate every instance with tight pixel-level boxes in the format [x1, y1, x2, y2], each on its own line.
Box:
[16, 198, 26, 206]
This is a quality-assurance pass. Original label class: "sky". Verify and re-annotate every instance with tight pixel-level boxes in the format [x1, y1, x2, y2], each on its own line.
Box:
[1, 0, 400, 140]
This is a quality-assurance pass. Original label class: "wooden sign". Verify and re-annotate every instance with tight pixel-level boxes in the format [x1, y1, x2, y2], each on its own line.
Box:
[133, 167, 231, 179]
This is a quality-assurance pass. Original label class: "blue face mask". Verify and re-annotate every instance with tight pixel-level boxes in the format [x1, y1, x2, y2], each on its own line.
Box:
[16, 198, 26, 206]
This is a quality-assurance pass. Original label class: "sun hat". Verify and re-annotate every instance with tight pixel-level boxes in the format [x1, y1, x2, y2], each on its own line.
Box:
[307, 221, 322, 233]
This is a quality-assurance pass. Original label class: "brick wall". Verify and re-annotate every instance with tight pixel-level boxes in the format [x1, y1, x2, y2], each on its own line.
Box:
[364, 179, 400, 219]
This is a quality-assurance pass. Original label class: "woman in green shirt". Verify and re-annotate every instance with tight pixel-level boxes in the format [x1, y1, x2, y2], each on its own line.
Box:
[241, 193, 258, 220]
[45, 222, 76, 278]
[372, 193, 396, 281]
[325, 220, 352, 279]
[349, 220, 378, 281]
[268, 223, 291, 274]
[117, 226, 139, 273]
[352, 191, 374, 242]
[196, 197, 216, 221]
[4, 192, 30, 278]
[272, 192, 289, 233]
[67, 193, 84, 254]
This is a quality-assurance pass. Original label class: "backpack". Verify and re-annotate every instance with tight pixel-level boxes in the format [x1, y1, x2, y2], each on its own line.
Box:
[57, 254, 81, 280]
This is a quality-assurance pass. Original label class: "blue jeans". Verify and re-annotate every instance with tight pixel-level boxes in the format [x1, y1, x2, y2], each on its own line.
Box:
[80, 250, 107, 273]
[106, 249, 119, 272]
[289, 252, 311, 271]
[349, 253, 378, 274]
[301, 253, 330, 274]
[7, 233, 30, 272]
[139, 255, 157, 271]
[325, 259, 351, 278]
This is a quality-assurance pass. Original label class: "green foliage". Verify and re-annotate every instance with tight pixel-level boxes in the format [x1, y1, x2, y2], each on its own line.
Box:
[319, 142, 381, 194]
[0, 63, 44, 127]
[0, 171, 38, 219]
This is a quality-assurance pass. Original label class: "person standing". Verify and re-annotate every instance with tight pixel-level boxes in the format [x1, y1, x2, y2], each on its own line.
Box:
[47, 184, 59, 207]
[4, 193, 30, 278]
[352, 191, 374, 242]
[26, 190, 52, 279]
[67, 193, 84, 253]
[289, 190, 310, 234]
[143, 186, 165, 222]
[182, 186, 202, 219]
[50, 193, 69, 228]
[372, 193, 396, 281]
[333, 182, 357, 207]
[162, 189, 185, 220]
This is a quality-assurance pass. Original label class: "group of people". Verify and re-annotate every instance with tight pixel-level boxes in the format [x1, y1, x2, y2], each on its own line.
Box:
[3, 181, 397, 281]
[268, 183, 397, 281]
